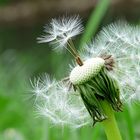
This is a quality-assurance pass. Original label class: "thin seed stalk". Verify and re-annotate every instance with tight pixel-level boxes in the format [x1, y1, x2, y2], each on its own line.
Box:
[101, 101, 123, 140]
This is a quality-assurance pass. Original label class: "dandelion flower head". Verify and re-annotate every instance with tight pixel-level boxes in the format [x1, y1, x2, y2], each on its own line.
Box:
[32, 16, 140, 128]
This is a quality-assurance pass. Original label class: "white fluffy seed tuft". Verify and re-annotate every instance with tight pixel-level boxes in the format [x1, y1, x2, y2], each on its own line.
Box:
[31, 74, 91, 128]
[70, 57, 105, 85]
[37, 15, 83, 51]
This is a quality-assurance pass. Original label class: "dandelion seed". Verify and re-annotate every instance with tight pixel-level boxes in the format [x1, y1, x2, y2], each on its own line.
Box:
[37, 16, 84, 52]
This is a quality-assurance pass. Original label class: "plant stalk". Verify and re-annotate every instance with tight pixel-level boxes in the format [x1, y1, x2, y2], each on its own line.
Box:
[101, 101, 123, 140]
[79, 0, 110, 48]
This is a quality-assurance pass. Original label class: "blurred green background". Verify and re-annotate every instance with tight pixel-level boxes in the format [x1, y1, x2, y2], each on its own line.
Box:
[0, 0, 140, 140]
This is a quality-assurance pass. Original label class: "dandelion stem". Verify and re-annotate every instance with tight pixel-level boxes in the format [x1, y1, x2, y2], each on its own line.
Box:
[67, 39, 83, 66]
[68, 39, 78, 56]
[75, 56, 83, 66]
[101, 101, 123, 140]
[79, 0, 110, 47]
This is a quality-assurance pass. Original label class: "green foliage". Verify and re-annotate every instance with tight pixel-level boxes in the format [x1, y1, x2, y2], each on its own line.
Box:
[0, 0, 10, 6]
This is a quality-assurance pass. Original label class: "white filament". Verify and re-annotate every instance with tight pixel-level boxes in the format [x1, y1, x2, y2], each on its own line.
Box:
[37, 16, 83, 51]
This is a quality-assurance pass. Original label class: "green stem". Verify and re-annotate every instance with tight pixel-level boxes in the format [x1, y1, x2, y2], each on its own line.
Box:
[101, 101, 123, 140]
[124, 106, 135, 140]
[79, 0, 110, 48]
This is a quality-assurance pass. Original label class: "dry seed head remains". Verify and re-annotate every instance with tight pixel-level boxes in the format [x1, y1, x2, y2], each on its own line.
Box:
[70, 57, 105, 84]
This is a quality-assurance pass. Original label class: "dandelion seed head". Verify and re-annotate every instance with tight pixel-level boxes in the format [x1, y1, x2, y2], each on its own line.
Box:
[34, 18, 140, 128]
[81, 21, 140, 103]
